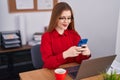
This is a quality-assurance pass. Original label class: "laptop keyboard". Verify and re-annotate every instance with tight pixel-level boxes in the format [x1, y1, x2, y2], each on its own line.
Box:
[65, 65, 80, 79]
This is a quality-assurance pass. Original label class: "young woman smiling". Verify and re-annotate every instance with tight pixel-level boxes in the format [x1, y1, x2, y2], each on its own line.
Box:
[40, 2, 91, 69]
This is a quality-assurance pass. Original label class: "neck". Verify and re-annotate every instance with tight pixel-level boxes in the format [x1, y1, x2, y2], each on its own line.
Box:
[55, 28, 64, 35]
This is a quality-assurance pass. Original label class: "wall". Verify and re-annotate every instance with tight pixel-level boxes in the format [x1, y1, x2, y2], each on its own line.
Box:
[60, 0, 120, 58]
[0, 0, 120, 58]
[115, 9, 120, 62]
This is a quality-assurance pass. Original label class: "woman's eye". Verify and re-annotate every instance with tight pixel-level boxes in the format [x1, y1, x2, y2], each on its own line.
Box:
[59, 17, 65, 20]
[59, 17, 72, 20]
[68, 18, 72, 20]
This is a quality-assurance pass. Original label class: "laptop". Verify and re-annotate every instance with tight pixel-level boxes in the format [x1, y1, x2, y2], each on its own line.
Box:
[65, 55, 116, 80]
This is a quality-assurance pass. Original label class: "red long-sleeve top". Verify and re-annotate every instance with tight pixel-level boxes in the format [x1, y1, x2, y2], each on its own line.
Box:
[40, 29, 90, 69]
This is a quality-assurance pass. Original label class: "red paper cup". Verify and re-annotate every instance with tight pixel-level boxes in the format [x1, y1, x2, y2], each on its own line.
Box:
[54, 68, 67, 80]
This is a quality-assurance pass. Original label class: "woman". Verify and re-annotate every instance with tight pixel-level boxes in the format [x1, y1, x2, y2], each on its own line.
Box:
[40, 2, 91, 69]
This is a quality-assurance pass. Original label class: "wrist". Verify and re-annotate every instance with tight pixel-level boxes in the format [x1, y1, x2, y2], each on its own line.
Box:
[63, 51, 68, 59]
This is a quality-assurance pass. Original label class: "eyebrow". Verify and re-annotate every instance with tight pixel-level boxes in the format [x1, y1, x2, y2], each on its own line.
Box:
[59, 16, 71, 17]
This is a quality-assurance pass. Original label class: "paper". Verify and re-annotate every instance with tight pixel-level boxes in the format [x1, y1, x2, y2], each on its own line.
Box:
[107, 60, 120, 74]
[5, 44, 20, 48]
[37, 0, 53, 10]
[18, 15, 27, 45]
[4, 40, 20, 44]
[2, 34, 19, 40]
[16, 0, 34, 10]
[28, 40, 40, 46]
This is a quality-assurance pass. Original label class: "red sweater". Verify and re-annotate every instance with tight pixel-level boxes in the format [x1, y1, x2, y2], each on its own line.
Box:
[40, 29, 90, 69]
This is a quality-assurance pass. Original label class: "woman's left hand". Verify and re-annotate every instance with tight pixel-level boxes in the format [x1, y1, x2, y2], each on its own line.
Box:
[79, 44, 91, 56]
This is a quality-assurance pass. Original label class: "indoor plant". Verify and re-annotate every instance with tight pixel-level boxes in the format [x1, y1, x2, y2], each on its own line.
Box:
[101, 71, 120, 80]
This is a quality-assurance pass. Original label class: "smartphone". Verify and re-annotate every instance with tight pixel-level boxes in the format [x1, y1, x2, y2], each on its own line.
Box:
[78, 38, 88, 47]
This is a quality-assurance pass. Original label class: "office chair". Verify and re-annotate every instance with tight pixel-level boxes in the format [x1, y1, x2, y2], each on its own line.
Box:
[30, 44, 44, 69]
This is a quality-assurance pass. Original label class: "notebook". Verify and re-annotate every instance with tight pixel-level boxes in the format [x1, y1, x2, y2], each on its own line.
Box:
[65, 55, 116, 80]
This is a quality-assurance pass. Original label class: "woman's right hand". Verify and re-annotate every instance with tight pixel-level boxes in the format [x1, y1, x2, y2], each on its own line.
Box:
[63, 46, 81, 59]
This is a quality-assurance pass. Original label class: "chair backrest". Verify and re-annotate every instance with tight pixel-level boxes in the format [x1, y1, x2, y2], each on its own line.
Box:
[30, 44, 44, 69]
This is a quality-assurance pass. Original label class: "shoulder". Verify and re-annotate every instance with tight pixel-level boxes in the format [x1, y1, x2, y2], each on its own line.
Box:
[68, 30, 80, 36]
[41, 32, 51, 40]
[42, 32, 50, 37]
[41, 32, 52, 45]
[68, 30, 81, 40]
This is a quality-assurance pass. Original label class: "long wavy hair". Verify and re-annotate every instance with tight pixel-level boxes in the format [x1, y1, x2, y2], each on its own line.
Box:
[47, 2, 75, 32]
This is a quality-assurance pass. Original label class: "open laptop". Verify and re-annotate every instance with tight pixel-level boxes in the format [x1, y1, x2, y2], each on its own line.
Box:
[65, 55, 116, 80]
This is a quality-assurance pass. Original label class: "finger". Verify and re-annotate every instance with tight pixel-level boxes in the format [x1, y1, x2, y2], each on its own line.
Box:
[82, 50, 91, 55]
[76, 51, 81, 54]
[75, 47, 82, 52]
[80, 48, 86, 51]
[73, 52, 80, 56]
[81, 44, 87, 48]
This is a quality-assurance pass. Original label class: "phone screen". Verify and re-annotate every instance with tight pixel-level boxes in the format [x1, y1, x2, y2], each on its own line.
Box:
[78, 39, 88, 47]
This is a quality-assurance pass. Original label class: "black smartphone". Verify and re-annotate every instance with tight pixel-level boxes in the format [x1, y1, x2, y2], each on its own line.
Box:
[78, 39, 88, 47]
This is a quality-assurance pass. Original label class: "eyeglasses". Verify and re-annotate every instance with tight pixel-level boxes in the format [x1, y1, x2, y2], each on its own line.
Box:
[58, 16, 72, 21]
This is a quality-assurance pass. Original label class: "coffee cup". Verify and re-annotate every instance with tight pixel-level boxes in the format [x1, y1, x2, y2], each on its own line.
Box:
[54, 68, 67, 80]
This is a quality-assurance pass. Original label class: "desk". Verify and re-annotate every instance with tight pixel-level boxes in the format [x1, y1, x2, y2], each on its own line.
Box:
[0, 45, 31, 78]
[19, 63, 103, 80]
[0, 45, 31, 53]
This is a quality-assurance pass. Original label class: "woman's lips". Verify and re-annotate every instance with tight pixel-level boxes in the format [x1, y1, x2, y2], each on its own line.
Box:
[63, 24, 68, 27]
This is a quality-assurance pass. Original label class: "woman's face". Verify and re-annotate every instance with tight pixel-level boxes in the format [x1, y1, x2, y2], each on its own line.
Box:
[56, 10, 72, 33]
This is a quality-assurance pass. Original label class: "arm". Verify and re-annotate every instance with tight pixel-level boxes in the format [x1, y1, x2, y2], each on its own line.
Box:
[40, 33, 65, 69]
[75, 53, 91, 64]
